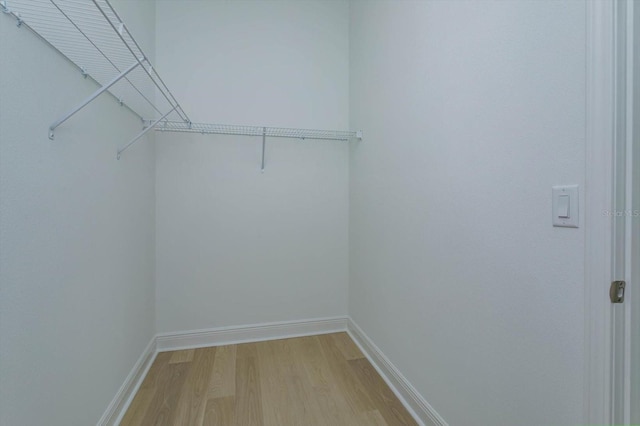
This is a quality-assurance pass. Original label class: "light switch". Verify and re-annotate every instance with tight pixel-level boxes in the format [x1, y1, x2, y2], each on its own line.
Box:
[557, 195, 570, 218]
[552, 185, 579, 228]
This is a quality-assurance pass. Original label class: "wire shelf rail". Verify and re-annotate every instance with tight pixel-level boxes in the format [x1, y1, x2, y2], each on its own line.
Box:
[2, 0, 363, 166]
[156, 121, 361, 142]
[1, 0, 190, 154]
[156, 121, 363, 172]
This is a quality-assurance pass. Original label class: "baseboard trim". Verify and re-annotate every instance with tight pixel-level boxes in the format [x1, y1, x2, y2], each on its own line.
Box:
[347, 318, 448, 426]
[101, 316, 444, 426]
[156, 316, 348, 352]
[97, 336, 157, 426]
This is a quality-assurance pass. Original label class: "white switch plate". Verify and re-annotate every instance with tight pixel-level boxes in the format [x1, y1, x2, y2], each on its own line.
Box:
[552, 185, 579, 228]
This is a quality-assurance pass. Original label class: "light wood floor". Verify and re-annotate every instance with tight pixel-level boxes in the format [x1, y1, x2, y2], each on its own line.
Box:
[121, 332, 418, 425]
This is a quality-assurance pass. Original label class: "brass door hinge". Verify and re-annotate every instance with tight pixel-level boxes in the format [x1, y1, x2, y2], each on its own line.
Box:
[610, 280, 626, 303]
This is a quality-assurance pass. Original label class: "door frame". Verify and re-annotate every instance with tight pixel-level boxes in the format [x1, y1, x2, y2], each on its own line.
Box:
[584, 1, 635, 424]
[584, 1, 615, 424]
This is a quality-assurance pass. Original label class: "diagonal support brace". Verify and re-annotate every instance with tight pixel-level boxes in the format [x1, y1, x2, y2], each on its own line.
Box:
[117, 107, 176, 160]
[48, 60, 142, 140]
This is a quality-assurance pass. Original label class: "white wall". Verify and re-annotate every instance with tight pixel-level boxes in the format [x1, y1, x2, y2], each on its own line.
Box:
[0, 1, 156, 424]
[348, 1, 586, 425]
[1, 1, 593, 424]
[154, 0, 350, 333]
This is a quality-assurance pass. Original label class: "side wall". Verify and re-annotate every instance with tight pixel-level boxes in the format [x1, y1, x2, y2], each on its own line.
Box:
[348, 1, 586, 425]
[154, 0, 350, 333]
[0, 1, 157, 424]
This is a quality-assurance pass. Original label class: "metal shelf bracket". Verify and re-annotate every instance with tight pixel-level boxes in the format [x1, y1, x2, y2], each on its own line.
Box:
[261, 127, 267, 173]
[48, 60, 142, 140]
[117, 107, 176, 160]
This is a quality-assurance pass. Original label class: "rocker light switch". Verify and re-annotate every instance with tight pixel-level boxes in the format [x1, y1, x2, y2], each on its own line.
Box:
[552, 185, 579, 228]
[557, 195, 570, 218]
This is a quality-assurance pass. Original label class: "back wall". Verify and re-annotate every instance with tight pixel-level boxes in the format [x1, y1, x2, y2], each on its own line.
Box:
[154, 0, 350, 333]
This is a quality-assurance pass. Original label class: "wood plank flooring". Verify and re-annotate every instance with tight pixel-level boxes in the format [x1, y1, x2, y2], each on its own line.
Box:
[121, 332, 417, 426]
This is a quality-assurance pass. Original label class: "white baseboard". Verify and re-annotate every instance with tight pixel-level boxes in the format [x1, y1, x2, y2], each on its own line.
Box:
[97, 336, 157, 426]
[347, 318, 448, 426]
[156, 316, 348, 352]
[100, 316, 445, 426]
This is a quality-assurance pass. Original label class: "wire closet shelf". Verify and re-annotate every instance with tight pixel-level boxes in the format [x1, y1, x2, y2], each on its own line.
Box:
[1, 0, 362, 163]
[157, 121, 361, 142]
[156, 122, 362, 172]
[1, 0, 189, 155]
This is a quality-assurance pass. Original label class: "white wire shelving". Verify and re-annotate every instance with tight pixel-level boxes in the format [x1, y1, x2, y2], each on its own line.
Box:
[1, 0, 190, 156]
[2, 0, 362, 166]
[156, 121, 361, 141]
[156, 121, 362, 172]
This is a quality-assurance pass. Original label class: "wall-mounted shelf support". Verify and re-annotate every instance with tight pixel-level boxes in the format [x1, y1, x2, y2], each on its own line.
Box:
[49, 60, 142, 140]
[261, 127, 267, 173]
[117, 107, 176, 160]
[2, 0, 22, 27]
